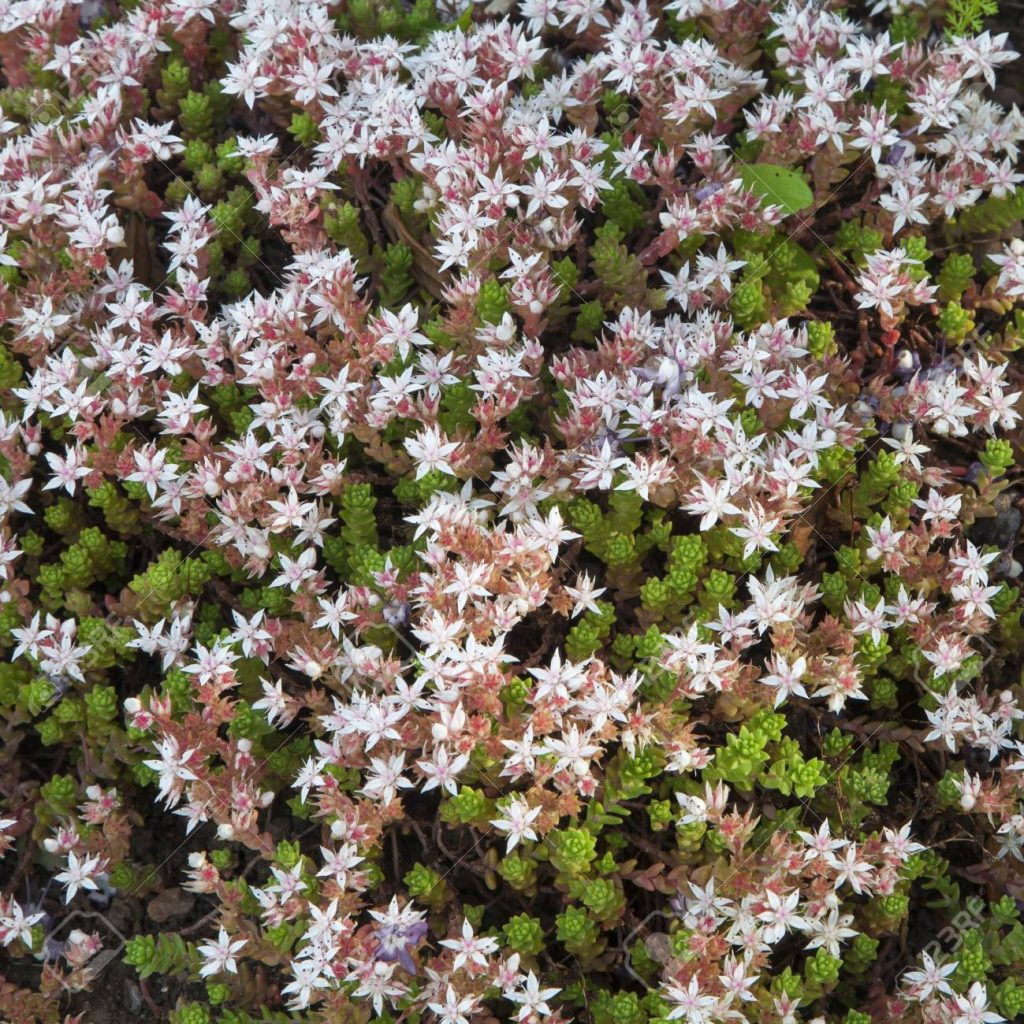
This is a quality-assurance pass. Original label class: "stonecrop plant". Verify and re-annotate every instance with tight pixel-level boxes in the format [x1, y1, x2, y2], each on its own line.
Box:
[2, 0, 1024, 1022]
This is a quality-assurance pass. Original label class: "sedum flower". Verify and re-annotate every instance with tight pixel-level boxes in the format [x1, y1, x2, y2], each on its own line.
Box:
[197, 928, 247, 977]
[55, 850, 105, 903]
[490, 796, 542, 852]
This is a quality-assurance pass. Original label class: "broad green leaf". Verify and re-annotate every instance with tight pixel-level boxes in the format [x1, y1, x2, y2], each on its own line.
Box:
[738, 163, 814, 215]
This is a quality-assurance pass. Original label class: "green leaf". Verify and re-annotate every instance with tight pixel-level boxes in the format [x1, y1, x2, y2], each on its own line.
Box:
[738, 163, 814, 216]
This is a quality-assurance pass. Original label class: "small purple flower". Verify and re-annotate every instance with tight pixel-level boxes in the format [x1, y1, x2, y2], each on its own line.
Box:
[43, 936, 67, 962]
[884, 143, 907, 166]
[668, 894, 691, 916]
[695, 181, 723, 202]
[372, 917, 428, 975]
[382, 600, 410, 629]
[853, 393, 880, 422]
[963, 461, 984, 485]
